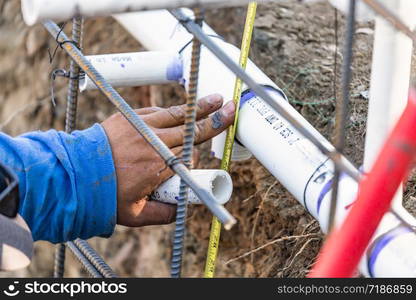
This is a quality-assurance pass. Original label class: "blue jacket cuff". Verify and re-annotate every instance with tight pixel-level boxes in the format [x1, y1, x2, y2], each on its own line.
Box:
[62, 124, 117, 240]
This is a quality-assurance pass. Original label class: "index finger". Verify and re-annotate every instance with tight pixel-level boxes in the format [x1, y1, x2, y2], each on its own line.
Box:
[159, 100, 236, 148]
[144, 94, 224, 128]
[135, 106, 163, 115]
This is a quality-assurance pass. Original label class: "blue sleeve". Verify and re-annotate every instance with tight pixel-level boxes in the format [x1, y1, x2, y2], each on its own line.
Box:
[0, 124, 117, 243]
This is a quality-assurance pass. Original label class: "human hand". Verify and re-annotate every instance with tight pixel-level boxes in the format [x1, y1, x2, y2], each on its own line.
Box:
[101, 94, 235, 227]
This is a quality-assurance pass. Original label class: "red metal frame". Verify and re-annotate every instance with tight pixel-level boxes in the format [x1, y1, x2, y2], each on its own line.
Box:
[309, 89, 416, 278]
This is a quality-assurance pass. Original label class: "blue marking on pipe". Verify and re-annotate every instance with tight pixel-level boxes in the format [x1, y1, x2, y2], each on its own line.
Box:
[316, 178, 333, 215]
[316, 172, 350, 215]
[367, 226, 412, 277]
[166, 56, 184, 81]
[239, 86, 286, 109]
[239, 90, 256, 108]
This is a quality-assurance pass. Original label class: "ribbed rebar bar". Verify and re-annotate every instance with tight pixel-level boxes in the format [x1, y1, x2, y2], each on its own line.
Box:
[72, 239, 117, 278]
[328, 0, 356, 231]
[65, 17, 83, 132]
[66, 241, 102, 278]
[170, 9, 361, 182]
[53, 243, 66, 278]
[43, 20, 236, 228]
[53, 17, 84, 278]
[170, 8, 203, 278]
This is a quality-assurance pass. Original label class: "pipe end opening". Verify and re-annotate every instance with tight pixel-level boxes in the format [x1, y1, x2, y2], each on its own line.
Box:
[211, 173, 232, 205]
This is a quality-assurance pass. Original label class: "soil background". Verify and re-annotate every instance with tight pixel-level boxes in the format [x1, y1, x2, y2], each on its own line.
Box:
[1, 0, 416, 277]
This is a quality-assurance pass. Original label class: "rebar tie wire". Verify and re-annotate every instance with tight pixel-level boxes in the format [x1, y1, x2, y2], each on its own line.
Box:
[50, 18, 116, 279]
[169, 8, 361, 183]
[41, 0, 416, 278]
[167, 8, 416, 232]
[53, 17, 84, 278]
[65, 17, 84, 133]
[40, 0, 416, 279]
[43, 20, 236, 228]
[170, 8, 203, 278]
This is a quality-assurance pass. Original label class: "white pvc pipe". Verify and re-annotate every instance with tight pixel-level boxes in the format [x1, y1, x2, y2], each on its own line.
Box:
[115, 9, 279, 161]
[361, 0, 416, 276]
[79, 51, 183, 91]
[152, 169, 233, 205]
[237, 89, 355, 231]
[21, 0, 281, 26]
[363, 0, 416, 218]
[237, 89, 416, 277]
[116, 9, 416, 277]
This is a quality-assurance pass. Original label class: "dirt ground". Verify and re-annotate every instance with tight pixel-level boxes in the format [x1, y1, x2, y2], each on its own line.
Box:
[1, 0, 416, 278]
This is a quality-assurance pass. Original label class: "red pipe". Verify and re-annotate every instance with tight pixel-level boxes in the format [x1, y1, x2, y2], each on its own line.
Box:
[309, 89, 416, 278]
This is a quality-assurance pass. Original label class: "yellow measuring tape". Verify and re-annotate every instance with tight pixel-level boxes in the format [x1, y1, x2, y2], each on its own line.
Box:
[204, 2, 257, 278]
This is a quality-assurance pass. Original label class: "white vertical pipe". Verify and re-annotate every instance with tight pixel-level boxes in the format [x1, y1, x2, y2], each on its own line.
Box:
[361, 0, 416, 276]
[364, 0, 415, 180]
[79, 51, 183, 91]
[116, 9, 416, 277]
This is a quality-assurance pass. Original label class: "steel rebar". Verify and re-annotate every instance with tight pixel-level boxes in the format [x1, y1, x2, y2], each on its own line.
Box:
[65, 17, 83, 132]
[72, 239, 117, 278]
[53, 17, 84, 278]
[42, 20, 236, 228]
[328, 0, 356, 231]
[170, 8, 203, 278]
[169, 9, 361, 183]
[53, 243, 66, 278]
[67, 241, 102, 278]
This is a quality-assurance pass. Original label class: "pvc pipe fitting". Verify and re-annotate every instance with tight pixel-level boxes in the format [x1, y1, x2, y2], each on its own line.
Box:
[21, 0, 281, 26]
[358, 0, 416, 276]
[115, 9, 287, 161]
[151, 169, 233, 205]
[80, 51, 183, 91]
[236, 86, 416, 277]
[310, 91, 416, 277]
[116, 9, 416, 277]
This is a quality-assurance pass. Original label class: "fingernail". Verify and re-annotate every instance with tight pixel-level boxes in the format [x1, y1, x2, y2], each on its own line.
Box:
[207, 94, 223, 105]
[221, 101, 235, 117]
